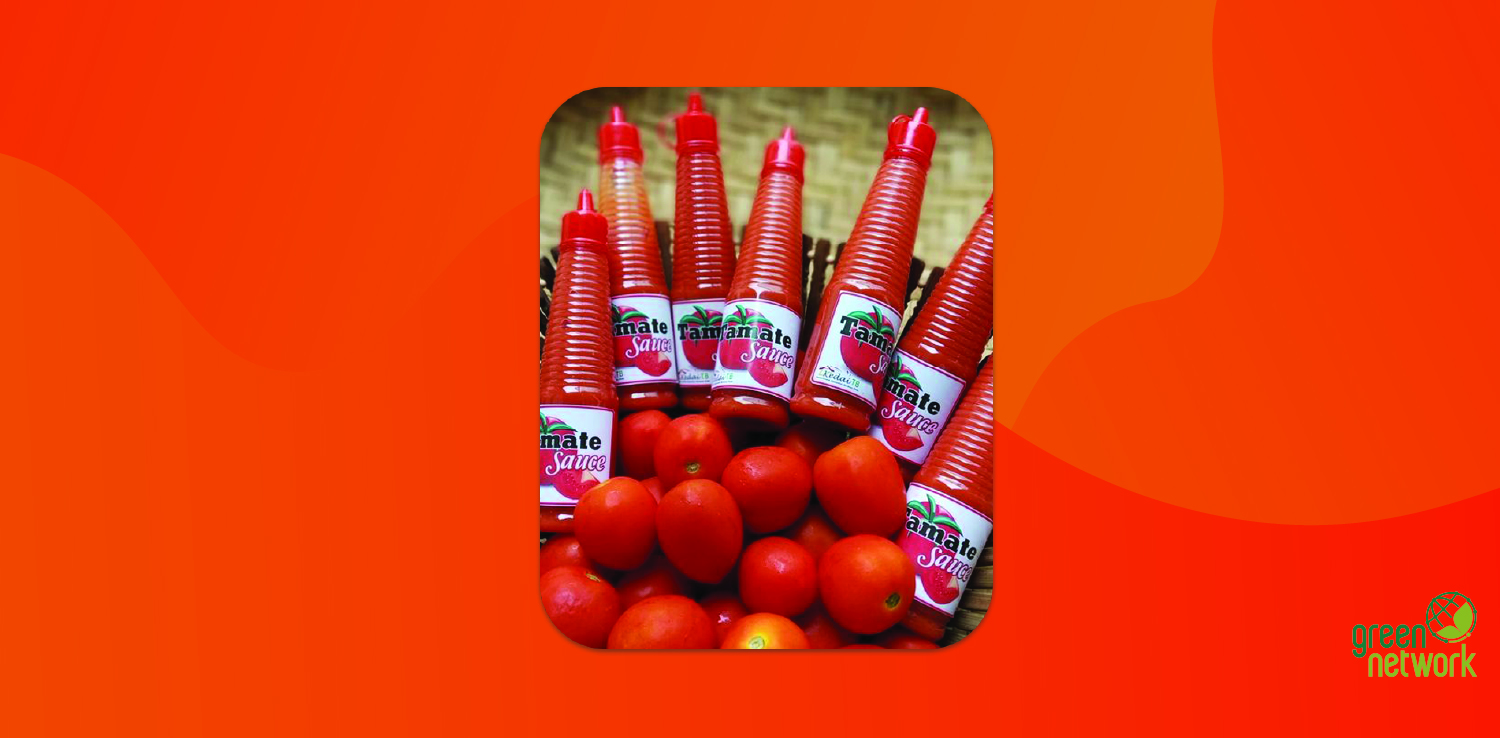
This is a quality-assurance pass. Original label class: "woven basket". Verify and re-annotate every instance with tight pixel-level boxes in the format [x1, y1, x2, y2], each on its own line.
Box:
[540, 86, 993, 266]
[540, 221, 991, 646]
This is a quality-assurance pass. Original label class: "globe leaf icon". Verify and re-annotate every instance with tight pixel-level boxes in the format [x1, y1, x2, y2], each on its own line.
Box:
[1438, 602, 1475, 640]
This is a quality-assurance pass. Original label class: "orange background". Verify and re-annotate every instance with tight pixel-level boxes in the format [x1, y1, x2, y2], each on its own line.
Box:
[2, 0, 1497, 735]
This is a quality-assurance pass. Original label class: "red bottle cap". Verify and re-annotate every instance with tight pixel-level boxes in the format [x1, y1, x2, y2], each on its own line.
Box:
[599, 106, 644, 164]
[675, 92, 719, 154]
[761, 126, 805, 182]
[561, 189, 608, 246]
[884, 107, 937, 170]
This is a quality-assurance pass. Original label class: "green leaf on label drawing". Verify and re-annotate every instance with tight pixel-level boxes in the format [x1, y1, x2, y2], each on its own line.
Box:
[932, 516, 961, 533]
[848, 310, 875, 328]
[924, 494, 938, 521]
[907, 500, 927, 514]
[746, 316, 774, 327]
[896, 369, 920, 385]
[618, 309, 648, 322]
[543, 422, 573, 433]
[707, 314, 723, 326]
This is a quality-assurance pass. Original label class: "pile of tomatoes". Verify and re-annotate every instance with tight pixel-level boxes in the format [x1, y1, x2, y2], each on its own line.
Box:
[540, 411, 940, 649]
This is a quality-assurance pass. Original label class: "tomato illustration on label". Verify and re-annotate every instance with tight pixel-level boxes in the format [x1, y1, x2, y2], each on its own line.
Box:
[712, 299, 802, 401]
[906, 494, 964, 604]
[837, 303, 897, 381]
[539, 409, 611, 502]
[897, 485, 991, 614]
[676, 305, 723, 371]
[878, 357, 927, 451]
[717, 304, 773, 371]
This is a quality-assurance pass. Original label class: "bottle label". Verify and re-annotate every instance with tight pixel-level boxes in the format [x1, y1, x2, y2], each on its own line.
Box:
[712, 299, 801, 400]
[806, 291, 902, 410]
[896, 484, 992, 616]
[539, 405, 614, 507]
[671, 299, 725, 387]
[869, 351, 967, 465]
[610, 294, 677, 387]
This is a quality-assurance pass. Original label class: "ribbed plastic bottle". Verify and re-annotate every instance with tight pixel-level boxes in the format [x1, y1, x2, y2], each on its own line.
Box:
[540, 190, 618, 533]
[598, 106, 677, 411]
[709, 127, 806, 429]
[670, 92, 736, 411]
[870, 195, 994, 470]
[896, 360, 994, 641]
[790, 108, 937, 430]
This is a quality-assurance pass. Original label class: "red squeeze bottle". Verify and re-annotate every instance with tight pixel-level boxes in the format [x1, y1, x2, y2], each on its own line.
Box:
[896, 360, 994, 641]
[709, 127, 806, 429]
[790, 108, 937, 430]
[670, 92, 736, 411]
[598, 106, 677, 411]
[540, 190, 618, 533]
[870, 196, 995, 470]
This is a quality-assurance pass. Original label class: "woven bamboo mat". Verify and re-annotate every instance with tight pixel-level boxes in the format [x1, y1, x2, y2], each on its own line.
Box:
[539, 87, 993, 266]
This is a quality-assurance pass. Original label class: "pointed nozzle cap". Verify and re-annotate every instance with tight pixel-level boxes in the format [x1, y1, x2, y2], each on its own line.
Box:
[761, 126, 806, 182]
[675, 91, 719, 153]
[561, 188, 608, 246]
[885, 106, 938, 169]
[598, 105, 644, 164]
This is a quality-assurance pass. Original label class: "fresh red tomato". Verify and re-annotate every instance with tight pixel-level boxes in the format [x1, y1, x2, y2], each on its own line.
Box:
[785, 505, 842, 562]
[641, 476, 665, 502]
[619, 410, 670, 479]
[540, 535, 599, 578]
[653, 414, 734, 489]
[812, 437, 906, 537]
[876, 630, 940, 649]
[607, 595, 716, 649]
[738, 537, 817, 617]
[720, 446, 813, 533]
[540, 565, 620, 649]
[656, 479, 743, 584]
[818, 534, 915, 634]
[698, 591, 750, 646]
[775, 420, 846, 468]
[573, 477, 657, 571]
[720, 613, 810, 649]
[795, 603, 857, 649]
[615, 555, 690, 609]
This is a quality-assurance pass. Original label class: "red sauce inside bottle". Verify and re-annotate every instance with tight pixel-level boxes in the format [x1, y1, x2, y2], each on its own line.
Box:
[540, 190, 618, 533]
[870, 196, 994, 471]
[790, 109, 936, 431]
[670, 93, 736, 411]
[599, 106, 677, 411]
[898, 362, 994, 640]
[709, 127, 805, 429]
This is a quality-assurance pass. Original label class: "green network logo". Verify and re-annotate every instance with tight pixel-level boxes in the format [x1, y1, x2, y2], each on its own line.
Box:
[1426, 591, 1477, 644]
[1351, 592, 1478, 677]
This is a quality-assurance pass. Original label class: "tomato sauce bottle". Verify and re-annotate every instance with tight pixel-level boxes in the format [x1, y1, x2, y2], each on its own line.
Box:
[670, 92, 736, 411]
[896, 360, 993, 641]
[790, 108, 936, 431]
[870, 195, 994, 470]
[540, 190, 618, 533]
[709, 127, 805, 429]
[598, 105, 677, 411]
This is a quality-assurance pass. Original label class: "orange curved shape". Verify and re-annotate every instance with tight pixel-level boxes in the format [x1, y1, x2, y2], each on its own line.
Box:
[992, 0, 1223, 424]
[1014, 1, 1500, 524]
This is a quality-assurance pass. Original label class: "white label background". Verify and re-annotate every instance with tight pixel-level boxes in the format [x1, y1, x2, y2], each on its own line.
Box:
[611, 294, 677, 387]
[670, 298, 724, 387]
[711, 299, 801, 401]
